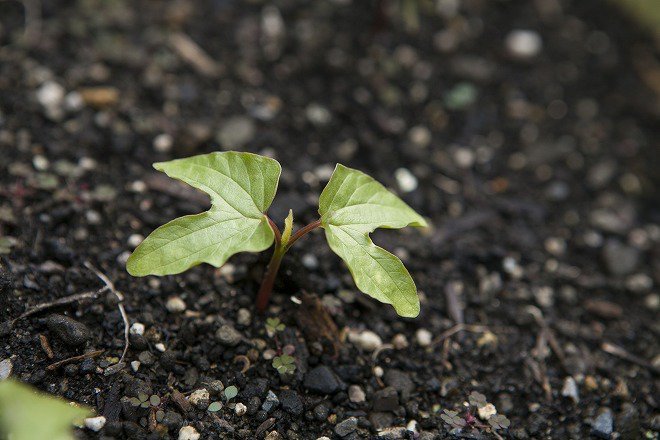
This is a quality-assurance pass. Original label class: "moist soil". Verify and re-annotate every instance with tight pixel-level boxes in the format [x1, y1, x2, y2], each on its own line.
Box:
[0, 0, 659, 439]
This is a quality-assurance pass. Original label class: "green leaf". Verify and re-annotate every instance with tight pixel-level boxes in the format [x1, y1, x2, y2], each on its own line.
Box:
[127, 152, 281, 276]
[0, 380, 92, 440]
[318, 164, 426, 317]
[224, 385, 238, 401]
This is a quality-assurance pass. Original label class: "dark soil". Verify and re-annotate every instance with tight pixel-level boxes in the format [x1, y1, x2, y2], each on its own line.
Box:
[1, 0, 659, 439]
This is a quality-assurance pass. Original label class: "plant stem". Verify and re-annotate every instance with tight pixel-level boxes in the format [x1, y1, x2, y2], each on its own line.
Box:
[255, 217, 322, 313]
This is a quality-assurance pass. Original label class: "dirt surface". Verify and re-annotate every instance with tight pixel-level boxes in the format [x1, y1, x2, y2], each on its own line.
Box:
[1, 0, 659, 439]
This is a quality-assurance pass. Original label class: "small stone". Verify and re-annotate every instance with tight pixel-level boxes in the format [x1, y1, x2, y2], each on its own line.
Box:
[216, 116, 255, 147]
[301, 253, 319, 270]
[178, 425, 200, 440]
[603, 240, 639, 276]
[155, 343, 166, 352]
[348, 330, 382, 352]
[215, 324, 243, 346]
[384, 370, 414, 397]
[130, 361, 140, 372]
[348, 385, 366, 403]
[408, 126, 431, 148]
[0, 358, 12, 380]
[138, 351, 156, 366]
[37, 81, 65, 113]
[261, 390, 279, 412]
[617, 403, 640, 440]
[208, 380, 225, 394]
[334, 417, 358, 437]
[279, 389, 303, 415]
[153, 134, 173, 152]
[306, 103, 332, 126]
[478, 403, 497, 420]
[265, 432, 282, 440]
[235, 402, 247, 416]
[188, 389, 210, 409]
[304, 366, 344, 394]
[415, 328, 432, 347]
[127, 234, 143, 248]
[372, 387, 399, 412]
[166, 297, 186, 313]
[84, 416, 106, 432]
[236, 308, 252, 326]
[395, 168, 418, 193]
[129, 322, 145, 336]
[591, 407, 614, 439]
[391, 334, 409, 350]
[561, 377, 579, 403]
[506, 30, 542, 59]
[44, 314, 91, 346]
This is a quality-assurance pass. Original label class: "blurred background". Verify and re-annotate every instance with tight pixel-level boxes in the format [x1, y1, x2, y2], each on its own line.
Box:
[0, 0, 658, 439]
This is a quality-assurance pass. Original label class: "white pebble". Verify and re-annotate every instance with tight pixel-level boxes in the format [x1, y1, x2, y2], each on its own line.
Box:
[178, 426, 200, 440]
[561, 376, 580, 403]
[155, 343, 166, 352]
[37, 81, 65, 108]
[348, 385, 366, 403]
[408, 125, 431, 148]
[348, 330, 382, 352]
[130, 361, 141, 372]
[153, 133, 173, 152]
[373, 366, 384, 377]
[129, 322, 145, 336]
[415, 328, 433, 347]
[0, 358, 12, 381]
[166, 297, 186, 313]
[301, 253, 319, 270]
[392, 334, 409, 350]
[406, 419, 418, 433]
[453, 147, 475, 169]
[188, 389, 210, 408]
[235, 402, 247, 416]
[237, 308, 252, 326]
[506, 30, 542, 59]
[84, 416, 106, 432]
[478, 403, 497, 420]
[395, 168, 418, 193]
[64, 91, 84, 111]
[127, 234, 143, 248]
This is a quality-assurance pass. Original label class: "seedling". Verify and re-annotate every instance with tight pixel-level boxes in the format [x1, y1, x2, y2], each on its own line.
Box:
[272, 354, 296, 375]
[127, 151, 427, 317]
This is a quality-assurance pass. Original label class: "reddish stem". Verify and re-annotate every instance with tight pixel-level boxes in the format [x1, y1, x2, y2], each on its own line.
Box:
[255, 218, 322, 313]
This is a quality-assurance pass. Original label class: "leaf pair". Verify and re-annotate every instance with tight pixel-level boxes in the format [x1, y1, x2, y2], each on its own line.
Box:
[127, 152, 427, 317]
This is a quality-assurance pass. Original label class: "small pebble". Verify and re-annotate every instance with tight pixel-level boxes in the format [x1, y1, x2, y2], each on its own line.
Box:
[392, 334, 409, 350]
[348, 385, 365, 403]
[237, 308, 252, 326]
[301, 253, 319, 270]
[334, 417, 358, 437]
[44, 314, 91, 347]
[506, 30, 542, 59]
[188, 389, 210, 409]
[478, 403, 497, 420]
[261, 390, 279, 412]
[130, 361, 140, 372]
[0, 358, 12, 380]
[84, 416, 106, 432]
[178, 426, 200, 440]
[166, 297, 186, 313]
[415, 328, 432, 347]
[395, 168, 418, 193]
[235, 402, 247, 416]
[129, 322, 145, 336]
[127, 234, 143, 248]
[348, 330, 382, 352]
[155, 342, 166, 352]
[153, 133, 173, 152]
[215, 324, 243, 346]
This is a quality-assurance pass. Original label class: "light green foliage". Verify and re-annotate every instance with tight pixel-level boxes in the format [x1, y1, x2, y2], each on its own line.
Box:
[265, 317, 285, 337]
[127, 152, 281, 276]
[0, 380, 91, 440]
[319, 165, 427, 317]
[272, 354, 296, 375]
[127, 152, 427, 318]
[223, 385, 238, 401]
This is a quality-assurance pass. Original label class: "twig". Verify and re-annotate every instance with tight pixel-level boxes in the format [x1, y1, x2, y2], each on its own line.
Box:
[444, 281, 464, 338]
[85, 262, 130, 364]
[431, 323, 492, 345]
[601, 342, 660, 375]
[46, 349, 104, 371]
[11, 287, 108, 326]
[169, 32, 223, 77]
[38, 333, 54, 358]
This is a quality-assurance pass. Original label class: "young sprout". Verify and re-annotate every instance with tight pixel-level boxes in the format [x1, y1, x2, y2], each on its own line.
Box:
[265, 317, 285, 337]
[127, 151, 427, 317]
[272, 354, 296, 376]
